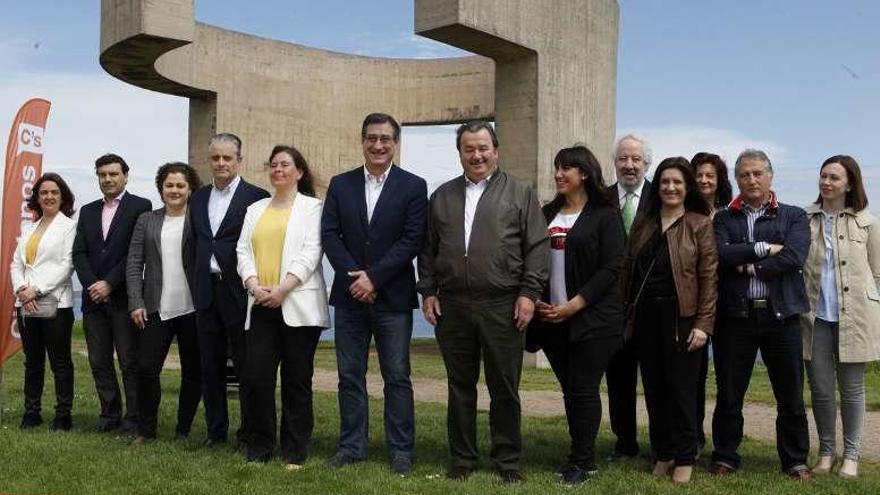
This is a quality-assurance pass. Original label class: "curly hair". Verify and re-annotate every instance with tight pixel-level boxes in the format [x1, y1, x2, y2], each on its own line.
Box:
[27, 172, 76, 219]
[155, 162, 202, 198]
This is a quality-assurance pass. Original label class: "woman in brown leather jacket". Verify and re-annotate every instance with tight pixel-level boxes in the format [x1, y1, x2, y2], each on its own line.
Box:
[623, 157, 719, 483]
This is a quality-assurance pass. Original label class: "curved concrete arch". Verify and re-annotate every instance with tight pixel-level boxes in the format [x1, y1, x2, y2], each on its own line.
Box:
[99, 0, 617, 196]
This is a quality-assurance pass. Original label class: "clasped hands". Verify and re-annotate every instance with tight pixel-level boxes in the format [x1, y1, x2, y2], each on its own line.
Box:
[347, 270, 376, 304]
[15, 284, 39, 313]
[246, 274, 301, 309]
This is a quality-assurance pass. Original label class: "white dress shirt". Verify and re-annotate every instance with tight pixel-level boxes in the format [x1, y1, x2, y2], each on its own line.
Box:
[207, 174, 241, 273]
[616, 180, 645, 211]
[159, 215, 194, 320]
[464, 173, 492, 252]
[364, 164, 391, 223]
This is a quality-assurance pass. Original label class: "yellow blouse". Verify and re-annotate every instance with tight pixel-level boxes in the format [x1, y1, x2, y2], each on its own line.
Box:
[25, 230, 44, 265]
[251, 205, 292, 286]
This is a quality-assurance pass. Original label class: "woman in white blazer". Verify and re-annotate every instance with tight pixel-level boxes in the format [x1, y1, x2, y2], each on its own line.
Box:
[236, 145, 329, 467]
[10, 173, 77, 430]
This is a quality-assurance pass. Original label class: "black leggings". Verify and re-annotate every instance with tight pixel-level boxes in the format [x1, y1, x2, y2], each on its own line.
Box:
[543, 324, 621, 470]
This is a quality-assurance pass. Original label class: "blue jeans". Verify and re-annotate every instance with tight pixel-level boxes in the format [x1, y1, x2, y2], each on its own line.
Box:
[334, 306, 414, 459]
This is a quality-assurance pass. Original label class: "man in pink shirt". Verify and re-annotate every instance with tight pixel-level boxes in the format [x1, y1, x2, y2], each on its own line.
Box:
[73, 154, 151, 433]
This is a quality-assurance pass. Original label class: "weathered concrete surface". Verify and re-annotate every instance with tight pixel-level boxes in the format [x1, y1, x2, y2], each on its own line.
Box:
[99, 0, 619, 197]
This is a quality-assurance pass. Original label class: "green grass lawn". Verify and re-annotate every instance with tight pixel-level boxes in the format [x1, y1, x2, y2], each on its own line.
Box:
[1, 346, 878, 494]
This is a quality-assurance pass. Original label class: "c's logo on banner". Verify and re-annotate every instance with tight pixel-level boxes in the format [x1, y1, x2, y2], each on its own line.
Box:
[17, 123, 45, 156]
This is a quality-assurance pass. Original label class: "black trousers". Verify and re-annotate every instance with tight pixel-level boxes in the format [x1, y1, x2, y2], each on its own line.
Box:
[244, 306, 321, 463]
[543, 324, 620, 470]
[197, 276, 250, 442]
[137, 312, 202, 439]
[83, 303, 139, 427]
[711, 308, 809, 472]
[435, 295, 524, 472]
[19, 308, 74, 419]
[604, 336, 640, 456]
[636, 297, 701, 465]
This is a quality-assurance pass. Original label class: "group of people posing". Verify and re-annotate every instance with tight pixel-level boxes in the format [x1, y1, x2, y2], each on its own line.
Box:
[11, 113, 879, 486]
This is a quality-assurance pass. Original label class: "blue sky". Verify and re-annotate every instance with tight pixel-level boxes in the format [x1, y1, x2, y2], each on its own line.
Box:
[2, 0, 880, 208]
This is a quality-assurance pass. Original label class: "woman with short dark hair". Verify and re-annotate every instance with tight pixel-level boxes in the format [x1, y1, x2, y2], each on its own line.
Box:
[126, 162, 203, 444]
[801, 155, 879, 478]
[12, 172, 77, 430]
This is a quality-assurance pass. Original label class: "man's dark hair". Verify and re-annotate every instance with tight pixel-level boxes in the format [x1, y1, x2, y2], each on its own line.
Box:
[361, 113, 401, 142]
[455, 121, 498, 151]
[94, 153, 129, 174]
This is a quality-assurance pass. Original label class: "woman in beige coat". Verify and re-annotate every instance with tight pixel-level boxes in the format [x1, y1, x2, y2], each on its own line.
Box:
[801, 155, 880, 479]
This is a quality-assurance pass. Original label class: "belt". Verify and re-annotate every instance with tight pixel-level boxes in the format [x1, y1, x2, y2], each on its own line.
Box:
[749, 299, 769, 309]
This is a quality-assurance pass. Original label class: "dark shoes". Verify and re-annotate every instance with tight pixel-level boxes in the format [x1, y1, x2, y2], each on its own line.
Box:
[327, 452, 362, 468]
[787, 467, 815, 482]
[708, 462, 736, 476]
[390, 455, 412, 475]
[49, 416, 72, 431]
[498, 469, 525, 484]
[20, 413, 43, 429]
[202, 437, 226, 448]
[446, 465, 473, 481]
[97, 420, 121, 433]
[560, 465, 595, 485]
[119, 420, 138, 434]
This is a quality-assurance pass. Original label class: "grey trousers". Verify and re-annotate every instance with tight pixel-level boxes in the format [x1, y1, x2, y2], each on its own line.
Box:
[805, 318, 866, 460]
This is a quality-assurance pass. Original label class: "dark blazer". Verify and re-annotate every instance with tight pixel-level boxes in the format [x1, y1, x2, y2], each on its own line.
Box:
[530, 202, 626, 346]
[608, 180, 651, 238]
[73, 192, 152, 313]
[713, 194, 810, 320]
[125, 208, 195, 315]
[321, 165, 427, 311]
[189, 178, 269, 311]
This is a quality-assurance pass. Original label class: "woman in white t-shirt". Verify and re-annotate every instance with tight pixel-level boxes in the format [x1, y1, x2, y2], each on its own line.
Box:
[530, 145, 626, 485]
[125, 162, 202, 443]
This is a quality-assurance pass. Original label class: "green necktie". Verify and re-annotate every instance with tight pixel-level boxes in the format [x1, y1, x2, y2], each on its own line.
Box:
[622, 191, 636, 234]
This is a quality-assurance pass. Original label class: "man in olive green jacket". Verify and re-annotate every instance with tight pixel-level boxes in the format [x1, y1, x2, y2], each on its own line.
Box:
[418, 121, 549, 483]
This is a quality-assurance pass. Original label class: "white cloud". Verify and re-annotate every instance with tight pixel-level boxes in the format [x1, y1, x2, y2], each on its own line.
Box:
[0, 70, 186, 208]
[401, 124, 461, 193]
[618, 126, 819, 207]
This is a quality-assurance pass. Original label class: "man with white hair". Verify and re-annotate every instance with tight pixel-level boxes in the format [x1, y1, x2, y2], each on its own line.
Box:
[604, 134, 652, 460]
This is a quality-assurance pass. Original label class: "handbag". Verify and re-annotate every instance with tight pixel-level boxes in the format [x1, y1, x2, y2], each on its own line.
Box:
[22, 294, 59, 319]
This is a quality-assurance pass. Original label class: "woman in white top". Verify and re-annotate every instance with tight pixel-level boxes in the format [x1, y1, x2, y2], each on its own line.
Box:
[11, 172, 77, 430]
[236, 145, 329, 467]
[125, 162, 202, 443]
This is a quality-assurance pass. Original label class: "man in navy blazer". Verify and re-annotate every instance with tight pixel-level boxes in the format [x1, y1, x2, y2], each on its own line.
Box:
[189, 133, 269, 447]
[321, 113, 427, 474]
[73, 153, 152, 432]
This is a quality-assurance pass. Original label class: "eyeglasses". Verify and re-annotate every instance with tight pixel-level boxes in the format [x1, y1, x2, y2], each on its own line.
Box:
[364, 135, 395, 145]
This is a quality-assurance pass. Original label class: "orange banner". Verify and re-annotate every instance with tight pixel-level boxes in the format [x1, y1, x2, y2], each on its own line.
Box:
[1, 98, 51, 366]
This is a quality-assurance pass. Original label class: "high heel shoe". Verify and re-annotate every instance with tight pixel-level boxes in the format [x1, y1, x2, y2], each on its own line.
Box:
[672, 465, 693, 483]
[839, 458, 858, 479]
[811, 454, 836, 475]
[652, 460, 674, 477]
